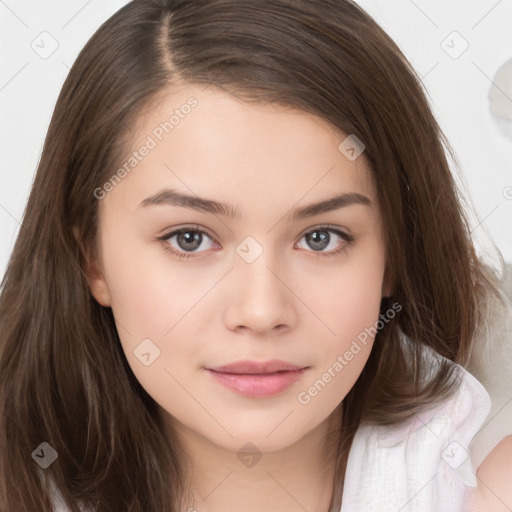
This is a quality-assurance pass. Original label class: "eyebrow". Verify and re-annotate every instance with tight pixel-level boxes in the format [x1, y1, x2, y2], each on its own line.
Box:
[139, 187, 372, 220]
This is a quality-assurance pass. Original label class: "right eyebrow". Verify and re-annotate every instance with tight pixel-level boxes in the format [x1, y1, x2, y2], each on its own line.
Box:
[139, 188, 242, 218]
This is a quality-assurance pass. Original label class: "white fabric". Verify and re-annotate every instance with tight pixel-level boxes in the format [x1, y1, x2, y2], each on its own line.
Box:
[464, 288, 512, 468]
[340, 360, 491, 512]
[50, 359, 492, 512]
[50, 300, 512, 512]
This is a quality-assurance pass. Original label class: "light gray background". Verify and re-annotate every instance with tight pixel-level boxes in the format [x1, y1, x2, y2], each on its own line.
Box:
[1, 0, 511, 282]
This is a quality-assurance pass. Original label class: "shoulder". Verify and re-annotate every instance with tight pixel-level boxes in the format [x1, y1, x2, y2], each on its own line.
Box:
[463, 435, 512, 512]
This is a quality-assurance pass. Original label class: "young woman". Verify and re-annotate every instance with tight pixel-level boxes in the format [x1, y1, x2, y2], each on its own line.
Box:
[1, 1, 511, 511]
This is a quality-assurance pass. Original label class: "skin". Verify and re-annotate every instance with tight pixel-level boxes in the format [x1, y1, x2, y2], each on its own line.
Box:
[83, 84, 512, 511]
[84, 83, 389, 511]
[463, 435, 512, 512]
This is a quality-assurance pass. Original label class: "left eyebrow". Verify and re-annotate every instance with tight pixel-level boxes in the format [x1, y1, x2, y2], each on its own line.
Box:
[289, 192, 372, 220]
[138, 187, 372, 220]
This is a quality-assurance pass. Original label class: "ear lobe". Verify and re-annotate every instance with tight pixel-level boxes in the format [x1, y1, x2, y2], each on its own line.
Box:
[73, 226, 111, 307]
[382, 266, 394, 298]
[83, 257, 111, 307]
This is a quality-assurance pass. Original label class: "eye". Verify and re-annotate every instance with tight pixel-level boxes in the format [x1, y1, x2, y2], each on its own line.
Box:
[295, 225, 354, 257]
[157, 225, 219, 260]
[157, 224, 354, 260]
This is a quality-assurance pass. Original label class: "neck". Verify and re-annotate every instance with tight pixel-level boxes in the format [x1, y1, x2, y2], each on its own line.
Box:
[169, 404, 343, 512]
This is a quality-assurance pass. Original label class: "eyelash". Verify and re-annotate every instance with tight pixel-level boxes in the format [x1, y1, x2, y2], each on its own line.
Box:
[156, 224, 354, 260]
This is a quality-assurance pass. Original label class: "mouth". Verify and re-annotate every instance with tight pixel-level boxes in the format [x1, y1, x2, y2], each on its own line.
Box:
[204, 360, 309, 397]
[206, 359, 308, 375]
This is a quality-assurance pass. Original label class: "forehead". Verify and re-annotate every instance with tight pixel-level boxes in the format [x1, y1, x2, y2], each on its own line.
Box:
[104, 84, 377, 216]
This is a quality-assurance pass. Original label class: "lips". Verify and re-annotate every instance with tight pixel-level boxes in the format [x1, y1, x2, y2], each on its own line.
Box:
[205, 359, 310, 397]
[207, 359, 307, 375]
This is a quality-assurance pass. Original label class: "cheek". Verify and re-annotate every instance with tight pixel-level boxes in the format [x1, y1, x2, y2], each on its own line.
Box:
[100, 233, 221, 401]
[312, 241, 386, 343]
[100, 237, 203, 398]
[100, 229, 193, 338]
[308, 240, 386, 389]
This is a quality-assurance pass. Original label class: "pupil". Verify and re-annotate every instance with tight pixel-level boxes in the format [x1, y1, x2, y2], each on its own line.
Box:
[179, 231, 201, 250]
[176, 230, 331, 252]
[308, 230, 329, 251]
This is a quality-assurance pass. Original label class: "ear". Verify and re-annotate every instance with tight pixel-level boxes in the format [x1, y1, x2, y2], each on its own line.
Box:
[83, 257, 112, 308]
[382, 264, 394, 298]
[73, 226, 112, 307]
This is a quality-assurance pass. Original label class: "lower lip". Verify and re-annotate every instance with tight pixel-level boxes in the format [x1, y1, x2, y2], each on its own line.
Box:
[205, 368, 307, 397]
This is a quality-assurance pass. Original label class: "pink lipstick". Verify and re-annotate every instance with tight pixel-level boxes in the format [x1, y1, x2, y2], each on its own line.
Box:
[205, 359, 309, 398]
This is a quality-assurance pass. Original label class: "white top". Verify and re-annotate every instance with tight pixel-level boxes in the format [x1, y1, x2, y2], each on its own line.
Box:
[49, 356, 493, 512]
[340, 359, 491, 511]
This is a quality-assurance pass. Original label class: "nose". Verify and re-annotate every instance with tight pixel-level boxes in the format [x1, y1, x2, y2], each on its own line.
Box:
[222, 242, 297, 335]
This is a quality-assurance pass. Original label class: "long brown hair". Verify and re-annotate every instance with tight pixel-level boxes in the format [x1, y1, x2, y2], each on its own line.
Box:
[0, 0, 501, 510]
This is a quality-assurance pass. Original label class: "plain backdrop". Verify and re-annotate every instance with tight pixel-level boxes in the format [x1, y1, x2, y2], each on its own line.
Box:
[1, 0, 511, 282]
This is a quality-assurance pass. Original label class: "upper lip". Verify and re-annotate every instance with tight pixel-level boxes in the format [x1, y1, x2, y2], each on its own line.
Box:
[207, 359, 308, 375]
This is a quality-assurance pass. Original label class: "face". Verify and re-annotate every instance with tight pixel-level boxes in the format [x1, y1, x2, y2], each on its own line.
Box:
[85, 84, 388, 454]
